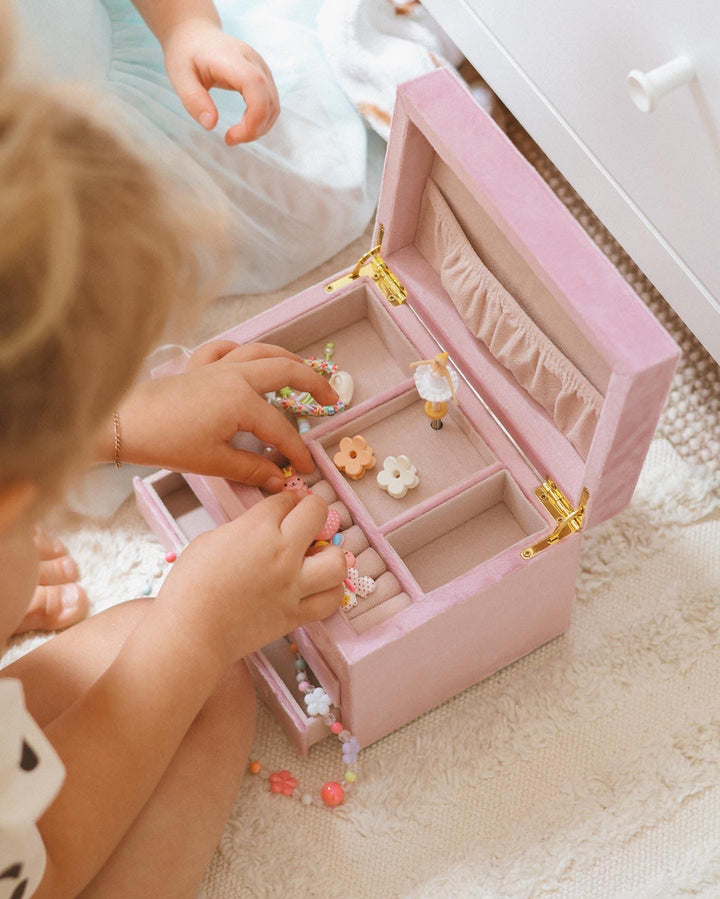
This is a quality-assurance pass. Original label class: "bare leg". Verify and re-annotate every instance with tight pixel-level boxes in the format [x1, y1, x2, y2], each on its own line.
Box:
[3, 599, 255, 899]
[12, 528, 89, 635]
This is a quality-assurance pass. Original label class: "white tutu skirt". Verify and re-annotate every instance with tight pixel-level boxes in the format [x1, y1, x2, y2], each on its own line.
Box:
[413, 363, 459, 403]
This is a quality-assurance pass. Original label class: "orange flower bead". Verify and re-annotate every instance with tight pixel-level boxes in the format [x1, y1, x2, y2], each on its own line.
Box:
[333, 435, 376, 480]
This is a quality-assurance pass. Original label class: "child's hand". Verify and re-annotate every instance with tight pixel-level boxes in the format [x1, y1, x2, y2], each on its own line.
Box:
[158, 489, 347, 664]
[162, 17, 280, 144]
[107, 341, 338, 492]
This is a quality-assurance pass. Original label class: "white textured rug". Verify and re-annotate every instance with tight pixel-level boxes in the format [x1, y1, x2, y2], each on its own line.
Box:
[5, 130, 720, 898]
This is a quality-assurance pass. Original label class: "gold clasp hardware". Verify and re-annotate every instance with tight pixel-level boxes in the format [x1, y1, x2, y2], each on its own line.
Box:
[521, 480, 589, 559]
[324, 225, 407, 306]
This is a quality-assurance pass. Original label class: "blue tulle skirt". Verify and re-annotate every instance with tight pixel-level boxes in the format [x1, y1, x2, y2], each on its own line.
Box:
[100, 0, 384, 293]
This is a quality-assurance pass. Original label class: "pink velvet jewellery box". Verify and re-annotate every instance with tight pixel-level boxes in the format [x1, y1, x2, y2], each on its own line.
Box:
[135, 69, 679, 753]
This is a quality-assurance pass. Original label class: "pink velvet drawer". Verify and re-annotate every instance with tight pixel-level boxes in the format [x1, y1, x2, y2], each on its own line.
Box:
[136, 69, 679, 751]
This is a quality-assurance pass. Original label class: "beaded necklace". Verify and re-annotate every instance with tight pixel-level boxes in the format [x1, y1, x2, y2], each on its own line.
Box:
[248, 642, 360, 808]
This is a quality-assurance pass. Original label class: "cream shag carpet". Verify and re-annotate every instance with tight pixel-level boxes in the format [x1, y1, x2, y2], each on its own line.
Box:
[4, 121, 720, 899]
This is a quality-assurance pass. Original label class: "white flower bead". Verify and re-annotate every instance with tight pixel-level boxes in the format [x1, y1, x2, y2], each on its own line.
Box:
[377, 454, 419, 499]
[304, 686, 331, 718]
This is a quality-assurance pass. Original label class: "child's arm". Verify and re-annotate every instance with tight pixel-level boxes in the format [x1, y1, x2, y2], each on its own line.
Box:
[33, 490, 346, 898]
[131, 0, 279, 144]
[95, 342, 337, 491]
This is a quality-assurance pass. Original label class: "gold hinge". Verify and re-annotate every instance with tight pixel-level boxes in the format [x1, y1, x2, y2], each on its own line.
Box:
[324, 225, 407, 306]
[521, 480, 589, 559]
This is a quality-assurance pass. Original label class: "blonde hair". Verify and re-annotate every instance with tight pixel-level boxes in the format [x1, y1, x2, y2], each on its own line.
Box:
[0, 49, 219, 503]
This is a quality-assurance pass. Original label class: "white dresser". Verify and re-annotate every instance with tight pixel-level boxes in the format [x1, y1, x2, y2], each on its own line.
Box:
[423, 0, 720, 364]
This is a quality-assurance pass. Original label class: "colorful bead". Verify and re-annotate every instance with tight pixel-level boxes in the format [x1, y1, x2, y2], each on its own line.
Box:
[304, 356, 338, 375]
[248, 761, 262, 775]
[333, 435, 376, 480]
[141, 582, 152, 597]
[341, 736, 360, 765]
[269, 393, 345, 417]
[344, 771, 357, 783]
[298, 681, 311, 693]
[330, 722, 344, 735]
[289, 643, 298, 654]
[331, 533, 343, 546]
[321, 782, 345, 807]
[165, 551, 177, 563]
[301, 793, 314, 805]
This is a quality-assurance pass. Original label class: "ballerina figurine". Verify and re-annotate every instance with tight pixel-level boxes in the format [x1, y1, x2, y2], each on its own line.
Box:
[409, 351, 459, 430]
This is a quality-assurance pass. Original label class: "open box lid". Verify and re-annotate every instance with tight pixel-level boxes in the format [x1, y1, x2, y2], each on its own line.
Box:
[332, 68, 679, 533]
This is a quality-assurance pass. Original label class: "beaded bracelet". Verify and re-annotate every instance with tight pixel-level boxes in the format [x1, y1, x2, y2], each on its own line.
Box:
[268, 394, 346, 417]
[266, 356, 346, 418]
[248, 643, 360, 808]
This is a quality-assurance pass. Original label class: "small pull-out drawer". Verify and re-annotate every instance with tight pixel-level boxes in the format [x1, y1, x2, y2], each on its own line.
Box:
[245, 639, 332, 756]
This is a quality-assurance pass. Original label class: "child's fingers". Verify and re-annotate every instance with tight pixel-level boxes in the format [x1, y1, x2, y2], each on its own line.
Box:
[186, 340, 243, 368]
[239, 358, 339, 406]
[192, 342, 303, 370]
[33, 527, 68, 560]
[175, 78, 219, 131]
[208, 444, 289, 491]
[298, 545, 348, 597]
[299, 583, 347, 623]
[279, 493, 331, 547]
[236, 391, 315, 473]
[37, 556, 78, 587]
[223, 61, 279, 144]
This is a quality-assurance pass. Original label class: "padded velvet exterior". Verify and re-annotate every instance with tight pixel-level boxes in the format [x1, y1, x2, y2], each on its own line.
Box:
[377, 69, 679, 528]
[136, 69, 679, 751]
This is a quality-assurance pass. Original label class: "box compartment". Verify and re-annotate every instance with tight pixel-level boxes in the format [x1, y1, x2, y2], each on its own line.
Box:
[133, 470, 224, 552]
[257, 283, 418, 411]
[315, 390, 496, 527]
[385, 471, 546, 592]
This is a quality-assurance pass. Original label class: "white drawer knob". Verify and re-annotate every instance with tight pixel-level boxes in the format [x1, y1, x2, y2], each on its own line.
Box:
[627, 56, 694, 112]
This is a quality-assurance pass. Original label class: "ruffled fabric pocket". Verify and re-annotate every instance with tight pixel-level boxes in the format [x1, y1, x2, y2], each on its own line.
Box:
[416, 178, 602, 459]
